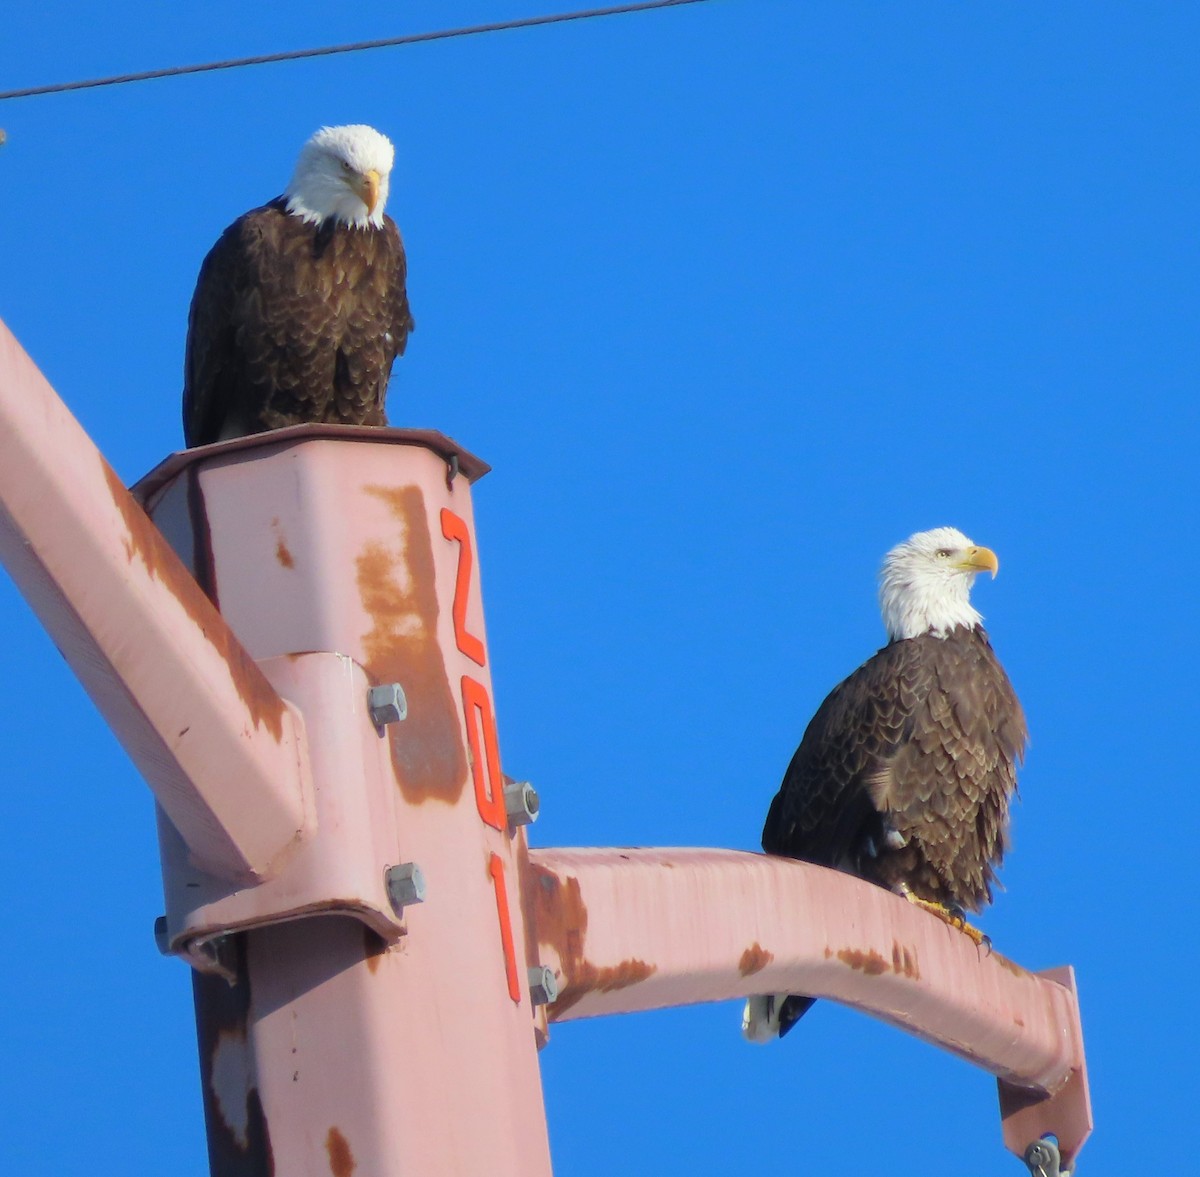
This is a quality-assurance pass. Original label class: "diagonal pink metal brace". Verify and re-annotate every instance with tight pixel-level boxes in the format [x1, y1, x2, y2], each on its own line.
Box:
[0, 318, 312, 882]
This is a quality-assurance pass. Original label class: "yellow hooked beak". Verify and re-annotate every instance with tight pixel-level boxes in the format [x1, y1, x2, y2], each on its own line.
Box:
[959, 545, 1000, 578]
[354, 168, 382, 215]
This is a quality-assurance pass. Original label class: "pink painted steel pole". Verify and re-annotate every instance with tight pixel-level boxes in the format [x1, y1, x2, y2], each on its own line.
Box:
[138, 431, 554, 1177]
[0, 318, 311, 882]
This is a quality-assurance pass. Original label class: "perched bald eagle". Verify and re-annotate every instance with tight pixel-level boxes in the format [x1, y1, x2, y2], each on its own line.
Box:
[183, 124, 413, 448]
[744, 527, 1027, 1041]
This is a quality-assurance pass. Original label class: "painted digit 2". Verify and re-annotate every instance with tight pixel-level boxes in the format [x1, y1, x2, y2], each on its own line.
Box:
[441, 508, 522, 1003]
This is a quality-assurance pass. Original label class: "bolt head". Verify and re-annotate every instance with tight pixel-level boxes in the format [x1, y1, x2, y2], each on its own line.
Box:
[503, 779, 540, 826]
[528, 964, 559, 1006]
[368, 683, 408, 728]
[386, 862, 427, 912]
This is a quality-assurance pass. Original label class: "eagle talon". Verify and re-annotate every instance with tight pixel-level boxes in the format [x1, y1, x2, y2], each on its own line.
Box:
[902, 893, 989, 946]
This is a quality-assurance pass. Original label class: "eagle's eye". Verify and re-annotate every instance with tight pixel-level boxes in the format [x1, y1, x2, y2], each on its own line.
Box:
[340, 160, 353, 172]
[935, 549, 951, 559]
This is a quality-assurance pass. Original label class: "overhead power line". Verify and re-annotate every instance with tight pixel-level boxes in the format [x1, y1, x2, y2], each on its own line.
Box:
[0, 0, 717, 103]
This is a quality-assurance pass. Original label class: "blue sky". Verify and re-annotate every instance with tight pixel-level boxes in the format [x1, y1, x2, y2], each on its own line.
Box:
[1, 2, 1197, 1172]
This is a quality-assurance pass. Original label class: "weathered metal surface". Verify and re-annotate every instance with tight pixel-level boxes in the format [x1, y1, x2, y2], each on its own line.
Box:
[157, 652, 413, 966]
[154, 433, 554, 1176]
[998, 966, 1092, 1169]
[523, 846, 1090, 1163]
[0, 316, 312, 882]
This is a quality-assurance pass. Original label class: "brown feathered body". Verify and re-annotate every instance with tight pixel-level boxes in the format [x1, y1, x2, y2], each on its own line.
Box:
[763, 625, 1026, 913]
[183, 198, 413, 447]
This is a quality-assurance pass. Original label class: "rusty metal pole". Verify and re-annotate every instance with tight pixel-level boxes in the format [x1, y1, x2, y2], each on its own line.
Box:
[136, 429, 554, 1176]
[1, 318, 1091, 1175]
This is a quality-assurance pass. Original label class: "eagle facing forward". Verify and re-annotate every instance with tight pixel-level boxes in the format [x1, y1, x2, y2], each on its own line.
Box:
[744, 527, 1027, 1041]
[183, 124, 413, 448]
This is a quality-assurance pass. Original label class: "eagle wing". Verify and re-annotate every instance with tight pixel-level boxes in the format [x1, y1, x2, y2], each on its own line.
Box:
[762, 629, 1026, 911]
[182, 208, 260, 448]
[762, 637, 931, 868]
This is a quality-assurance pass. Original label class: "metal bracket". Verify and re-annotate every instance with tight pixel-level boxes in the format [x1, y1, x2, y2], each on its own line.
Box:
[1023, 1136, 1070, 1177]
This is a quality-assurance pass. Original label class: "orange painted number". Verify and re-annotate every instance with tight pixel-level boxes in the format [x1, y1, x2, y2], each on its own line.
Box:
[461, 675, 506, 832]
[440, 508, 486, 667]
[488, 853, 521, 1003]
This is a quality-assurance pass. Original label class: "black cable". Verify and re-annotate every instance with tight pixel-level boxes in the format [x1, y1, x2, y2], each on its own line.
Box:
[0, 0, 717, 103]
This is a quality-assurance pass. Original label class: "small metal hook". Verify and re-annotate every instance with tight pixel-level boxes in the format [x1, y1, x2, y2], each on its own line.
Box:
[1023, 1136, 1069, 1177]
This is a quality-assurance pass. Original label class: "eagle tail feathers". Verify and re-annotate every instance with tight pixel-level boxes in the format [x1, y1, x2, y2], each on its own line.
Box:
[741, 993, 817, 1042]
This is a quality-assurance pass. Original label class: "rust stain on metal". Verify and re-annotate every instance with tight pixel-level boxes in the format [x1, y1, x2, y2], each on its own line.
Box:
[739, 942, 774, 976]
[837, 947, 889, 975]
[520, 859, 655, 1016]
[356, 485, 467, 803]
[362, 926, 387, 975]
[271, 519, 295, 569]
[102, 462, 286, 743]
[325, 1127, 356, 1176]
[553, 958, 656, 1014]
[891, 940, 921, 979]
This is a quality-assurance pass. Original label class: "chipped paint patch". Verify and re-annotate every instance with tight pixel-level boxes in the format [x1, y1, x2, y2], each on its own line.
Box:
[739, 943, 774, 976]
[520, 860, 655, 1016]
[102, 462, 286, 742]
[210, 1026, 253, 1149]
[356, 484, 467, 803]
[325, 1126, 356, 1176]
[837, 947, 889, 975]
[891, 940, 921, 980]
[553, 958, 657, 1015]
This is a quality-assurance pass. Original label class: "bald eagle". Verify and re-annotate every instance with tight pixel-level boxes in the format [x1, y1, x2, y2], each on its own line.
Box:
[744, 527, 1027, 1041]
[183, 124, 413, 448]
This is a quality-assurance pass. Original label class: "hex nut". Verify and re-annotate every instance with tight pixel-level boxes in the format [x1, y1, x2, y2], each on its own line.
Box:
[386, 862, 427, 912]
[503, 779, 540, 827]
[368, 683, 408, 729]
[528, 965, 559, 1006]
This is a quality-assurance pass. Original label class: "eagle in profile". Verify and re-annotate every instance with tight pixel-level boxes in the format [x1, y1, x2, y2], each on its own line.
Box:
[744, 527, 1027, 1041]
[183, 124, 413, 447]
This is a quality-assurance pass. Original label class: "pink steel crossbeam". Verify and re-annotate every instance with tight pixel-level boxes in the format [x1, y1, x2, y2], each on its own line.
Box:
[0, 316, 1091, 1175]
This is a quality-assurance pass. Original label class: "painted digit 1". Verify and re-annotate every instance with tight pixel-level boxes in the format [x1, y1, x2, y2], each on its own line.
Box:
[441, 507, 522, 1004]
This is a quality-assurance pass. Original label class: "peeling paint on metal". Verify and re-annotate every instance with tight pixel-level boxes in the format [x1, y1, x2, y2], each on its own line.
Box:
[739, 943, 774, 976]
[102, 462, 286, 743]
[325, 1127, 356, 1176]
[192, 951, 275, 1175]
[521, 860, 656, 1016]
[837, 947, 889, 975]
[553, 958, 656, 1014]
[212, 1027, 254, 1149]
[355, 484, 467, 803]
[891, 940, 921, 980]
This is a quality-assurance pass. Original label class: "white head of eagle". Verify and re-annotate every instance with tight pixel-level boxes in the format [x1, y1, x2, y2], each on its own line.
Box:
[878, 526, 1000, 642]
[284, 124, 396, 229]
